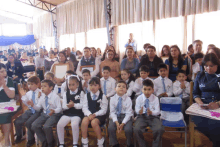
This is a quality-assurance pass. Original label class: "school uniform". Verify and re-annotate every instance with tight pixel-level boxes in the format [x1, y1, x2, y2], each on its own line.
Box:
[173, 80, 190, 112]
[108, 94, 133, 146]
[61, 81, 66, 97]
[192, 62, 201, 80]
[14, 88, 41, 142]
[134, 94, 164, 147]
[154, 76, 173, 97]
[82, 79, 90, 94]
[57, 88, 84, 146]
[133, 77, 154, 96]
[100, 76, 116, 98]
[125, 79, 135, 97]
[31, 92, 62, 147]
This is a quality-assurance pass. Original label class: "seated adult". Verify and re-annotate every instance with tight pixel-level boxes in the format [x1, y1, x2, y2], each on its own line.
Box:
[206, 47, 220, 59]
[35, 49, 45, 81]
[54, 48, 59, 57]
[101, 45, 119, 62]
[139, 45, 163, 77]
[44, 50, 58, 72]
[76, 47, 99, 77]
[190, 40, 203, 64]
[121, 46, 139, 74]
[19, 51, 29, 64]
[187, 44, 194, 56]
[91, 47, 101, 64]
[160, 45, 170, 57]
[67, 47, 78, 71]
[76, 50, 83, 60]
[0, 51, 7, 61]
[192, 53, 220, 147]
[124, 33, 137, 53]
[0, 63, 16, 147]
[165, 45, 187, 81]
[8, 45, 15, 54]
[100, 49, 120, 78]
[51, 51, 74, 84]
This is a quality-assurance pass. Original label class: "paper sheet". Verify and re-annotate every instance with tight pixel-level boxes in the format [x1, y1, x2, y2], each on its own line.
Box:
[0, 101, 20, 114]
[55, 65, 68, 79]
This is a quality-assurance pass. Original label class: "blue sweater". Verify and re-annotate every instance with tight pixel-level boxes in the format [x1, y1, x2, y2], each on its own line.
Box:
[121, 58, 139, 74]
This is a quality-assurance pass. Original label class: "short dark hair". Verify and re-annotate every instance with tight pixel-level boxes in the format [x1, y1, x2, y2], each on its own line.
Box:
[27, 76, 40, 85]
[176, 70, 186, 76]
[188, 44, 193, 51]
[147, 45, 156, 51]
[157, 63, 167, 72]
[143, 79, 154, 89]
[82, 69, 90, 75]
[116, 80, 127, 89]
[89, 77, 100, 85]
[45, 72, 55, 79]
[194, 53, 204, 60]
[139, 65, 150, 73]
[143, 43, 151, 49]
[0, 63, 6, 70]
[49, 50, 55, 55]
[102, 66, 111, 72]
[41, 80, 55, 89]
[193, 40, 203, 45]
[83, 47, 91, 51]
[66, 70, 75, 75]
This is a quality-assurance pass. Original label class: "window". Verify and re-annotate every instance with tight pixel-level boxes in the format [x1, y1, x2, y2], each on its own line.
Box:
[87, 28, 108, 53]
[75, 32, 85, 52]
[2, 24, 27, 36]
[59, 34, 75, 50]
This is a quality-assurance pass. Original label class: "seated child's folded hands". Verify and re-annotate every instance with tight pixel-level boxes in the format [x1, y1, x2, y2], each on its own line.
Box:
[147, 108, 152, 116]
[67, 100, 74, 108]
[27, 100, 34, 107]
[139, 107, 144, 115]
[49, 109, 55, 116]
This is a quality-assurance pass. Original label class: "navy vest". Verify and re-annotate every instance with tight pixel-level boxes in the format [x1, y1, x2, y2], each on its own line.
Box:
[63, 89, 84, 118]
[87, 91, 103, 114]
[81, 56, 95, 66]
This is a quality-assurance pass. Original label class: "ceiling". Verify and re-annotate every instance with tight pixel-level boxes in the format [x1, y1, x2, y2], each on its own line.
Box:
[40, 0, 70, 6]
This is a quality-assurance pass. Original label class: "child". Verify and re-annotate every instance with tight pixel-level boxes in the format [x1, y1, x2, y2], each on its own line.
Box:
[100, 66, 116, 98]
[108, 80, 133, 147]
[133, 65, 154, 96]
[14, 76, 41, 146]
[82, 69, 91, 94]
[173, 70, 190, 121]
[44, 72, 59, 95]
[120, 69, 135, 98]
[57, 75, 85, 147]
[29, 80, 62, 147]
[61, 70, 76, 97]
[134, 79, 164, 147]
[81, 77, 108, 147]
[192, 53, 204, 80]
[154, 63, 173, 98]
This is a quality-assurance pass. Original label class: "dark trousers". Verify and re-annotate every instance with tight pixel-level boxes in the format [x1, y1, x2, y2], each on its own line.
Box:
[14, 109, 40, 141]
[32, 113, 61, 147]
[134, 115, 164, 147]
[108, 114, 133, 146]
[37, 69, 44, 81]
[192, 116, 220, 147]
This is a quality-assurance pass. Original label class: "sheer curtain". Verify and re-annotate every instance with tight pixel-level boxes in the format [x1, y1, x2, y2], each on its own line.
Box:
[75, 32, 86, 51]
[59, 34, 75, 50]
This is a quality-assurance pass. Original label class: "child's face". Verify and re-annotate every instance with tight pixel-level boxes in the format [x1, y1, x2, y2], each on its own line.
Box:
[102, 70, 110, 79]
[82, 73, 91, 81]
[121, 71, 130, 81]
[89, 83, 100, 93]
[176, 73, 186, 82]
[41, 83, 53, 95]
[158, 68, 167, 78]
[44, 75, 53, 81]
[27, 82, 38, 91]
[195, 58, 203, 66]
[140, 71, 149, 79]
[68, 79, 78, 92]
[0, 68, 7, 79]
[83, 49, 91, 58]
[142, 86, 154, 98]
[115, 83, 127, 96]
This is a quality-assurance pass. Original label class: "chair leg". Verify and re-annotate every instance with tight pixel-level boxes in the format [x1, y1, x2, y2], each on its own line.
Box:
[185, 126, 187, 147]
[189, 117, 194, 147]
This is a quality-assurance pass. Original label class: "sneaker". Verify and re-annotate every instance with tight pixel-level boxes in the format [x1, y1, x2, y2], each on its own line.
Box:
[26, 139, 35, 147]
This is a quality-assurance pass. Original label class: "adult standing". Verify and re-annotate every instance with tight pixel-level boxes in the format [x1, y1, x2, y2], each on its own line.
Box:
[35, 49, 45, 81]
[125, 33, 137, 53]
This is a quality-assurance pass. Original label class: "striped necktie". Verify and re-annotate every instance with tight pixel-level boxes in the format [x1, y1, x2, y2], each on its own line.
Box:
[104, 80, 107, 95]
[145, 98, 149, 116]
[117, 97, 122, 116]
[162, 78, 166, 92]
[30, 91, 35, 114]
[45, 96, 50, 115]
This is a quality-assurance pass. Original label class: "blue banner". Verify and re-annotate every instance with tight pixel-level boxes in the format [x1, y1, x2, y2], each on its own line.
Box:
[0, 35, 35, 46]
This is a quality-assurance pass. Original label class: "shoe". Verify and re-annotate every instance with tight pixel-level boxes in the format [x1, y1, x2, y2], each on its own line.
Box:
[59, 144, 65, 147]
[73, 144, 78, 147]
[26, 139, 35, 147]
[14, 136, 23, 144]
[127, 144, 134, 147]
[113, 144, 119, 147]
[42, 141, 48, 147]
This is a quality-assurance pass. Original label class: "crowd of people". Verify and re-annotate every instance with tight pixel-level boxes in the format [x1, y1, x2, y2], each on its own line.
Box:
[0, 39, 220, 147]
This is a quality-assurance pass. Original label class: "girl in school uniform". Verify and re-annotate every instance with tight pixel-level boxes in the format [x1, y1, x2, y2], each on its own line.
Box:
[81, 77, 108, 147]
[57, 75, 84, 147]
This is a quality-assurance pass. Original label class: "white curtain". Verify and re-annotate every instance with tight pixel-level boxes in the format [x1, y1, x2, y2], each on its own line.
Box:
[56, 0, 106, 36]
[112, 0, 220, 26]
[59, 34, 75, 50]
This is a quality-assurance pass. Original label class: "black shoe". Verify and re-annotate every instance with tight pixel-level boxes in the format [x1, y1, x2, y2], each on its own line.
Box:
[26, 139, 35, 147]
[14, 136, 23, 144]
[42, 141, 48, 147]
[113, 144, 120, 147]
[128, 144, 134, 147]
[59, 144, 65, 147]
[73, 144, 78, 147]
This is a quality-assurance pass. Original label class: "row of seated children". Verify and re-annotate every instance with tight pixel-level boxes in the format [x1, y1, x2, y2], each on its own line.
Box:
[13, 63, 190, 147]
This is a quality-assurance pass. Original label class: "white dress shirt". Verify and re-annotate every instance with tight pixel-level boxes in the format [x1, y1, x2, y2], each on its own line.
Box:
[33, 91, 62, 114]
[61, 81, 67, 97]
[192, 62, 201, 80]
[76, 57, 100, 77]
[62, 88, 85, 110]
[82, 90, 108, 117]
[82, 79, 91, 93]
[133, 77, 154, 96]
[21, 88, 41, 111]
[53, 84, 59, 95]
[154, 76, 173, 97]
[126, 80, 134, 97]
[173, 81, 190, 98]
[110, 94, 133, 124]
[135, 94, 160, 116]
[100, 76, 116, 97]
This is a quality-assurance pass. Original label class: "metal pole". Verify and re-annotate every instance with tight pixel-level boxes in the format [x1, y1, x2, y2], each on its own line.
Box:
[104, 0, 111, 45]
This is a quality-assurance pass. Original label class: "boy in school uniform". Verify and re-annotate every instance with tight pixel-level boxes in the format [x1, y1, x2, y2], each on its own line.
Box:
[44, 71, 59, 95]
[173, 70, 190, 121]
[28, 80, 62, 147]
[154, 63, 173, 98]
[134, 79, 164, 147]
[82, 69, 91, 94]
[14, 76, 41, 146]
[108, 80, 133, 147]
[192, 53, 204, 80]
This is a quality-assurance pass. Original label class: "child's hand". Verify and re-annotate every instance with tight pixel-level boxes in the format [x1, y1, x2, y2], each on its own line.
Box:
[181, 82, 186, 89]
[115, 121, 120, 133]
[147, 108, 152, 116]
[48, 109, 55, 116]
[163, 93, 168, 97]
[139, 107, 144, 115]
[20, 88, 26, 96]
[27, 100, 34, 107]
[83, 81, 88, 88]
[67, 100, 74, 108]
[38, 92, 41, 98]
[88, 114, 95, 121]
[118, 123, 125, 133]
